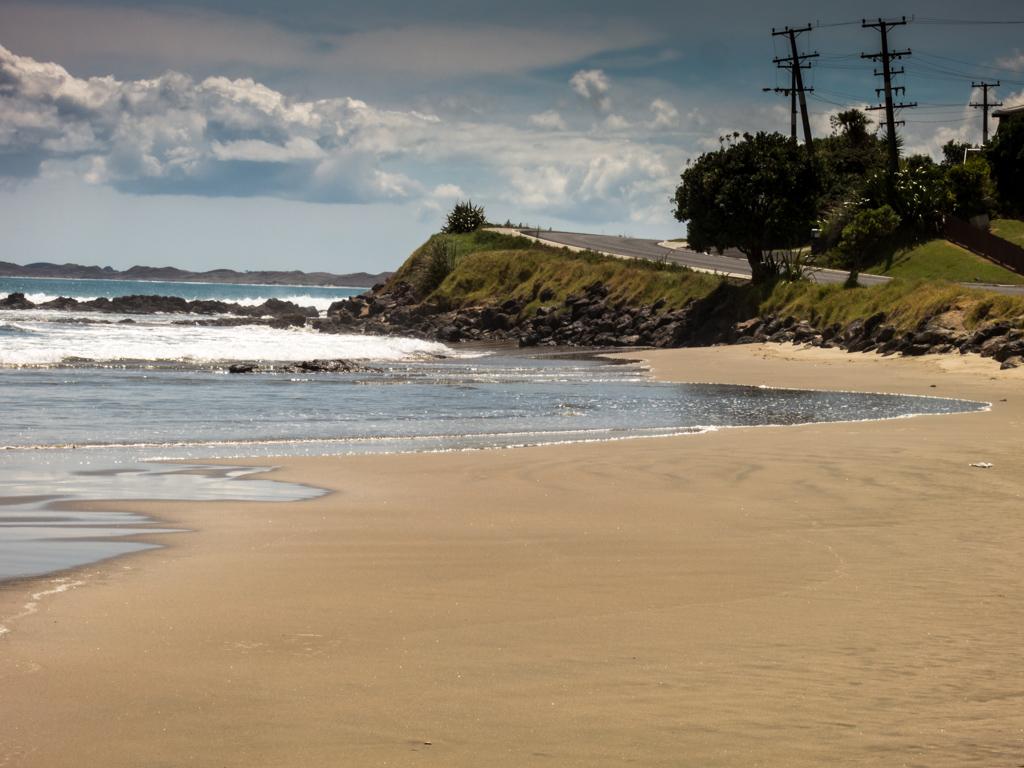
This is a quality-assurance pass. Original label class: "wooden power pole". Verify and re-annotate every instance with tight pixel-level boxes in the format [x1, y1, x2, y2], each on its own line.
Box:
[861, 17, 916, 174]
[970, 81, 1002, 145]
[771, 24, 818, 160]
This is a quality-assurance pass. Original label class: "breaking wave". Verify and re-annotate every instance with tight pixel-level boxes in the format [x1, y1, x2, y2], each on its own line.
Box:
[0, 321, 456, 366]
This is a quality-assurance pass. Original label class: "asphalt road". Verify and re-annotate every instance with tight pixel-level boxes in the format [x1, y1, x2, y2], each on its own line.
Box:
[523, 229, 1024, 295]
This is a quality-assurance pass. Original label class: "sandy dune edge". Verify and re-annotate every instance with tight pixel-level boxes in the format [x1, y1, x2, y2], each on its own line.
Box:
[1, 345, 1022, 767]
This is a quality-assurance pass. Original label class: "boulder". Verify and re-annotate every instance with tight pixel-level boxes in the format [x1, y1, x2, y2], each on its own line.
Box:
[0, 292, 37, 309]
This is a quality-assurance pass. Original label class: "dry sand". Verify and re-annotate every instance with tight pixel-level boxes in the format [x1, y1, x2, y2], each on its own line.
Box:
[1, 345, 1023, 767]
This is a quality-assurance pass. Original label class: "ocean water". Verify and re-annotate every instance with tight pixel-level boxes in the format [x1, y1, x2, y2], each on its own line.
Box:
[0, 277, 989, 585]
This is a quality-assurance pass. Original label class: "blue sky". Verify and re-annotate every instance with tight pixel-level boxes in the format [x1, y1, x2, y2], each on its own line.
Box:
[1, 1, 1023, 273]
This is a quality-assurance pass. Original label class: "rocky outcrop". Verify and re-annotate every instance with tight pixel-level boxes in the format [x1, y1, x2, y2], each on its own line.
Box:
[721, 311, 1024, 362]
[7, 279, 1022, 366]
[317, 281, 697, 348]
[0, 293, 318, 322]
[0, 292, 35, 309]
[312, 281, 1024, 365]
[227, 359, 381, 374]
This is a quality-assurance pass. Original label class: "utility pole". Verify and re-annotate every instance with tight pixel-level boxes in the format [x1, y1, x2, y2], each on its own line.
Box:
[771, 24, 818, 160]
[862, 17, 916, 175]
[970, 81, 1002, 145]
[764, 63, 815, 142]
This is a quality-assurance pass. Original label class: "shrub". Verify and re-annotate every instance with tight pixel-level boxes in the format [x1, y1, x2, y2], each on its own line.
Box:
[417, 237, 460, 295]
[442, 200, 486, 234]
[838, 205, 901, 273]
[947, 156, 997, 219]
[862, 160, 951, 234]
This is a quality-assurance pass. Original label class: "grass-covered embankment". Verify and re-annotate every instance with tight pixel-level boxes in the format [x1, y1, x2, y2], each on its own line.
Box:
[388, 230, 721, 312]
[761, 279, 1024, 332]
[380, 230, 1024, 343]
[856, 238, 1024, 285]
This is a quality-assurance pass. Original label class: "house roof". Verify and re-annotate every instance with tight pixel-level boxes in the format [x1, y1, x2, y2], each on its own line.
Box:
[993, 103, 1024, 119]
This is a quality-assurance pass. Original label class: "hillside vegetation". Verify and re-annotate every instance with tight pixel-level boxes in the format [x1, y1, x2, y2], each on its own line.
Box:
[384, 230, 1024, 335]
[388, 230, 720, 312]
[762, 279, 1024, 332]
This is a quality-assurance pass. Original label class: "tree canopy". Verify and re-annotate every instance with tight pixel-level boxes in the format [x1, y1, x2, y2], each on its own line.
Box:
[986, 117, 1024, 216]
[673, 131, 818, 282]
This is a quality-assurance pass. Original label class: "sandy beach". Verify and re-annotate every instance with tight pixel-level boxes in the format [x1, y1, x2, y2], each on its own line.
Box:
[2, 344, 1023, 767]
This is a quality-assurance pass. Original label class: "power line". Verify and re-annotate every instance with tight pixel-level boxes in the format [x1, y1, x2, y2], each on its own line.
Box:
[905, 117, 973, 124]
[915, 16, 1024, 25]
[916, 50, 1024, 74]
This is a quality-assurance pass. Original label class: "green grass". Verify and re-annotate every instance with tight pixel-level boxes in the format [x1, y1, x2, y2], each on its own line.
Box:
[761, 279, 1024, 332]
[388, 230, 722, 312]
[861, 238, 1024, 285]
[991, 218, 1024, 248]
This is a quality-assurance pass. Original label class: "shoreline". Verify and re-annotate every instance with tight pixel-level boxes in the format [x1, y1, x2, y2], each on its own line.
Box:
[2, 345, 1023, 766]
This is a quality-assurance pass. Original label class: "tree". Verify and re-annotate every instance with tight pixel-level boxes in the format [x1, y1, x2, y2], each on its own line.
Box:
[861, 157, 951, 234]
[986, 117, 1024, 215]
[838, 205, 900, 284]
[673, 132, 818, 283]
[442, 200, 486, 234]
[815, 110, 887, 211]
[830, 109, 872, 145]
[947, 156, 996, 219]
[940, 139, 973, 167]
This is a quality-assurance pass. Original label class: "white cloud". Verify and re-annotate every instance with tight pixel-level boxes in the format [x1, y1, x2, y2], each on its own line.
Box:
[603, 114, 631, 131]
[529, 110, 568, 131]
[649, 99, 679, 129]
[1002, 89, 1024, 109]
[431, 183, 465, 199]
[570, 69, 612, 113]
[996, 51, 1024, 72]
[0, 45, 687, 227]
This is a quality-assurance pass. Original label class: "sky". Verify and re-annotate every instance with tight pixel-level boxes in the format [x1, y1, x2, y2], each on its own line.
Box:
[2, 1, 1024, 273]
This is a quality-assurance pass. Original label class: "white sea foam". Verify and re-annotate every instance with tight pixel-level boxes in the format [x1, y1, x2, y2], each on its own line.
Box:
[0, 578, 85, 639]
[6, 292, 341, 312]
[0, 320, 456, 366]
[17, 292, 98, 304]
[227, 295, 340, 312]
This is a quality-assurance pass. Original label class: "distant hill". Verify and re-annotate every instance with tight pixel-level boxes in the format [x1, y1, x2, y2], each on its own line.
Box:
[0, 261, 392, 288]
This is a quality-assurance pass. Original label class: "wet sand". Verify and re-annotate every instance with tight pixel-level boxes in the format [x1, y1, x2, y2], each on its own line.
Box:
[2, 344, 1023, 766]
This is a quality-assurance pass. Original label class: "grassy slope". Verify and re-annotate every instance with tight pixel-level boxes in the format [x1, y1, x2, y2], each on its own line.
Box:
[763, 279, 1024, 332]
[389, 230, 721, 312]
[861, 239, 1024, 285]
[387, 230, 1024, 333]
[991, 218, 1024, 248]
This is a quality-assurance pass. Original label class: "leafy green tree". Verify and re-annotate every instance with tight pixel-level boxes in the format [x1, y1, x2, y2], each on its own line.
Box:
[838, 205, 901, 283]
[673, 132, 818, 283]
[442, 200, 486, 234]
[947, 155, 996, 219]
[814, 109, 887, 212]
[830, 109, 872, 145]
[986, 117, 1024, 215]
[862, 157, 952, 234]
[940, 139, 973, 167]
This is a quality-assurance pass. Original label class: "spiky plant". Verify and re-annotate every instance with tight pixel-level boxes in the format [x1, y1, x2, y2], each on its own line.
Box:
[442, 200, 486, 234]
